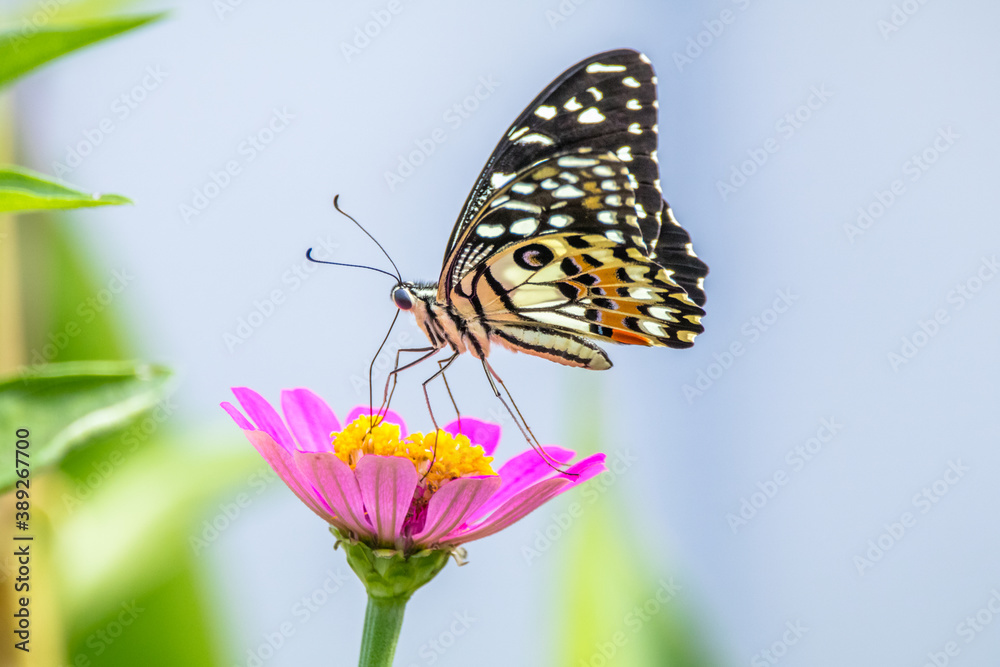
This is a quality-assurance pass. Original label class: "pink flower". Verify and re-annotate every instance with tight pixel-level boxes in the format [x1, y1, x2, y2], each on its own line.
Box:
[220, 387, 606, 554]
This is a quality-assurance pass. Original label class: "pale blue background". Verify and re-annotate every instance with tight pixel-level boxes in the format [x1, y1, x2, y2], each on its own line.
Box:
[17, 0, 1000, 665]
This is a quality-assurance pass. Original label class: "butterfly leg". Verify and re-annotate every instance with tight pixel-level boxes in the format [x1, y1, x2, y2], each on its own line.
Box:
[420, 350, 460, 476]
[478, 358, 538, 447]
[479, 359, 567, 470]
[380, 346, 438, 417]
[436, 358, 462, 431]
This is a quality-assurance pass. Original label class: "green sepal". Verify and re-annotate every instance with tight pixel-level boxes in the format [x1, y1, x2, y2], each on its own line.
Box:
[333, 528, 451, 601]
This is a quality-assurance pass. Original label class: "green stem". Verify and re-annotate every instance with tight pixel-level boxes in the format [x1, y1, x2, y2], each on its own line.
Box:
[358, 594, 408, 667]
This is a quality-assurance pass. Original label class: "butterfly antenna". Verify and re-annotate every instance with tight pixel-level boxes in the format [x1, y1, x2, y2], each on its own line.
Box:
[333, 195, 403, 283]
[305, 249, 399, 281]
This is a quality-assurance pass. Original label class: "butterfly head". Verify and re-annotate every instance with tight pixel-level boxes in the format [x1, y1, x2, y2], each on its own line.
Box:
[391, 283, 416, 311]
[390, 282, 451, 350]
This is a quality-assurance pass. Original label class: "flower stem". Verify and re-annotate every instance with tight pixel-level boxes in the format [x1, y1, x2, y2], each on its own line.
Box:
[358, 594, 408, 667]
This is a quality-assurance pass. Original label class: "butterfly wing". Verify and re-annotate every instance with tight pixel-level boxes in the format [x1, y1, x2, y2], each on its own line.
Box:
[444, 150, 705, 369]
[435, 49, 708, 369]
[650, 201, 708, 307]
[442, 49, 669, 265]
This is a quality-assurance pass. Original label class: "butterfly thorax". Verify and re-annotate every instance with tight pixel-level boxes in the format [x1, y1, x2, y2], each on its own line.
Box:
[393, 282, 490, 359]
[393, 279, 616, 370]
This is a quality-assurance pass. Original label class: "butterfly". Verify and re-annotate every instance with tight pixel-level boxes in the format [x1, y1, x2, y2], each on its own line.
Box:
[388, 49, 708, 384]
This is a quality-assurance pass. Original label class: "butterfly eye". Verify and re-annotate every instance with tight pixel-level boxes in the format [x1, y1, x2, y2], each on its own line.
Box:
[392, 288, 414, 311]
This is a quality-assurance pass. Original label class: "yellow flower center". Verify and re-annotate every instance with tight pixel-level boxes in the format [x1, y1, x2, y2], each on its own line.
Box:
[331, 415, 496, 494]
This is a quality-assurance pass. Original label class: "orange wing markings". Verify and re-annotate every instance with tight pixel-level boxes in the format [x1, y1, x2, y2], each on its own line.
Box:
[611, 329, 653, 346]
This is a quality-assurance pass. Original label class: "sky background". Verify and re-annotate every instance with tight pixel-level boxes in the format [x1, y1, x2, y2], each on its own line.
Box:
[15, 0, 1000, 665]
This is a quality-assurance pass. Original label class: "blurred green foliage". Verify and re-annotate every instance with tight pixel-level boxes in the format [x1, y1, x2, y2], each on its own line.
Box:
[554, 386, 719, 667]
[54, 430, 263, 666]
[0, 166, 131, 213]
[0, 12, 162, 213]
[18, 216, 130, 364]
[0, 13, 163, 89]
[559, 500, 718, 667]
[0, 6, 256, 667]
[0, 361, 170, 493]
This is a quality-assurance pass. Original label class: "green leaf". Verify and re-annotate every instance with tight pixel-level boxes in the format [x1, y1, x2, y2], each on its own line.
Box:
[0, 165, 131, 213]
[0, 13, 164, 88]
[0, 360, 171, 493]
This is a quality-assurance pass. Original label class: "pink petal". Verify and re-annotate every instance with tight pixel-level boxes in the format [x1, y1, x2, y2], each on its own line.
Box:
[444, 418, 501, 456]
[293, 451, 374, 539]
[443, 478, 570, 545]
[346, 406, 408, 437]
[565, 453, 607, 475]
[441, 453, 607, 545]
[233, 387, 295, 451]
[244, 431, 335, 523]
[281, 388, 341, 452]
[466, 446, 576, 524]
[221, 401, 253, 430]
[354, 456, 419, 547]
[411, 476, 503, 546]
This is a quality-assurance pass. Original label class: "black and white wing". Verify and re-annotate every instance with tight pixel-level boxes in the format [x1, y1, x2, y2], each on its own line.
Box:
[434, 50, 708, 368]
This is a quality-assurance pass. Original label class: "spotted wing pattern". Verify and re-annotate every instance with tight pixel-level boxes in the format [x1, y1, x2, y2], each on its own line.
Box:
[435, 49, 708, 368]
[445, 49, 668, 260]
[443, 150, 704, 369]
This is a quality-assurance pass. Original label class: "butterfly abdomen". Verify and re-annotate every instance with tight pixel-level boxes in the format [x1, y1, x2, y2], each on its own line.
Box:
[490, 325, 612, 370]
